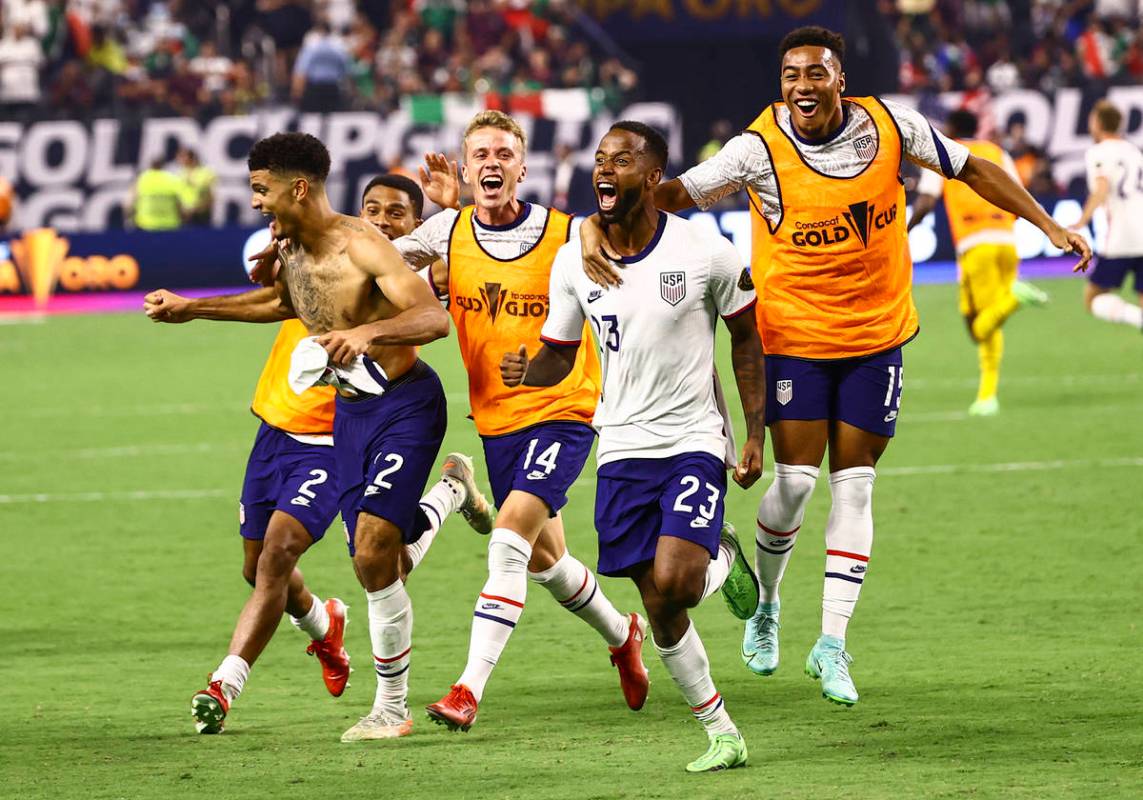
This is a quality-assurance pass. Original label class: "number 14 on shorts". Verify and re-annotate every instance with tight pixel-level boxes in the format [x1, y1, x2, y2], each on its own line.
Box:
[523, 439, 561, 481]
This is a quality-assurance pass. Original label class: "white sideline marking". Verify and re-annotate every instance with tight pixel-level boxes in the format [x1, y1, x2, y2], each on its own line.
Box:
[2, 456, 1141, 505]
[15, 393, 473, 419]
[0, 314, 46, 325]
[878, 456, 1143, 477]
[906, 372, 1140, 389]
[0, 489, 229, 505]
[0, 442, 241, 461]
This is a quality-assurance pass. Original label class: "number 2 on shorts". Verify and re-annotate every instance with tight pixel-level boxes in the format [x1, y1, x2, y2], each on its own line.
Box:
[291, 469, 328, 507]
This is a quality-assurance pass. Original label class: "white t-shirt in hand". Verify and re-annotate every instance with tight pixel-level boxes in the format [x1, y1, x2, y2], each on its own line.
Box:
[1085, 138, 1143, 258]
[542, 212, 756, 466]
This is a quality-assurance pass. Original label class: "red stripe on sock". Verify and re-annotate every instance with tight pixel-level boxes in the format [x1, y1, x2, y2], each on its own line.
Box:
[373, 646, 411, 664]
[758, 521, 799, 537]
[480, 592, 524, 609]
[690, 692, 721, 712]
[826, 549, 870, 562]
[562, 570, 591, 604]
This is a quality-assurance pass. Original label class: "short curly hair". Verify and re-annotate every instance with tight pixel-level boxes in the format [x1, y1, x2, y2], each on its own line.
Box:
[247, 132, 331, 182]
[779, 26, 846, 67]
[362, 173, 425, 219]
[609, 121, 669, 169]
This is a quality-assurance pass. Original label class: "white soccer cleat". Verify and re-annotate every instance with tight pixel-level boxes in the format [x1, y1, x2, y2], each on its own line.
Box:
[340, 709, 413, 742]
[441, 452, 495, 534]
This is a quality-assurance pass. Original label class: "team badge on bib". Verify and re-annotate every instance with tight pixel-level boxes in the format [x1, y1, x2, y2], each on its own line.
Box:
[660, 271, 686, 306]
[776, 379, 793, 406]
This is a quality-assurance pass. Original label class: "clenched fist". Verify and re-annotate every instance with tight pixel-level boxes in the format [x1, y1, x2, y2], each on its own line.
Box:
[143, 289, 192, 323]
[500, 344, 528, 386]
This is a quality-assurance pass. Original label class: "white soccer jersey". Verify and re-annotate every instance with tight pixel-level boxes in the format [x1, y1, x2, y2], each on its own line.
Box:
[1085, 138, 1143, 258]
[679, 99, 971, 226]
[542, 212, 756, 466]
[392, 202, 580, 268]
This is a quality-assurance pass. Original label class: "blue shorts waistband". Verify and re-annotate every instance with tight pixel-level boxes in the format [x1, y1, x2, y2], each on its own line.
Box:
[334, 359, 435, 415]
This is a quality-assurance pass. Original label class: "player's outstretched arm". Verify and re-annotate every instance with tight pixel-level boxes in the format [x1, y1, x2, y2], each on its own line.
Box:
[500, 342, 578, 387]
[653, 178, 697, 213]
[317, 222, 450, 365]
[725, 312, 766, 489]
[143, 287, 293, 324]
[1071, 176, 1109, 231]
[956, 155, 1092, 272]
[907, 193, 938, 232]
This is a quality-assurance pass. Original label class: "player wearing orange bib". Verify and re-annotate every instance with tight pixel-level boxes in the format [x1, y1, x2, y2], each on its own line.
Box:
[908, 110, 1050, 416]
[581, 27, 1090, 706]
[391, 111, 649, 731]
[145, 175, 492, 735]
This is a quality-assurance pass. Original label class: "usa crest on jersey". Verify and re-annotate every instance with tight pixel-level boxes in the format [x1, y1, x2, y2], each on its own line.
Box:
[776, 379, 793, 406]
[660, 271, 686, 306]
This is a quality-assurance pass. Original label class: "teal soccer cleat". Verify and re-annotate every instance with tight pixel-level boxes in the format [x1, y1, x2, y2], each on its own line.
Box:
[741, 601, 780, 676]
[805, 634, 859, 706]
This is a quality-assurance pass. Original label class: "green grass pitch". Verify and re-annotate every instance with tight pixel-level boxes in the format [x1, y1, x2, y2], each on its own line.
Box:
[2, 278, 1141, 799]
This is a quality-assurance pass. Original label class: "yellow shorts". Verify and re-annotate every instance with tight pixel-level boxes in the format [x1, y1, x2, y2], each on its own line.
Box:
[957, 243, 1019, 317]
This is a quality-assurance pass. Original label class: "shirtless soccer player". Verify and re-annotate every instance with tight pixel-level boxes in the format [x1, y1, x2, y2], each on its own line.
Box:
[503, 121, 766, 772]
[146, 138, 462, 742]
[582, 27, 1090, 706]
[389, 110, 650, 731]
[908, 109, 1050, 416]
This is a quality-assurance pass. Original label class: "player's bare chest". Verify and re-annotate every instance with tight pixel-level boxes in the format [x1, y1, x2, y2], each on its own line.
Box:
[281, 249, 361, 331]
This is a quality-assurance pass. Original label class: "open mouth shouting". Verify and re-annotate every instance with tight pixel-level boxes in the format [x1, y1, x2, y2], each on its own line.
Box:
[596, 180, 617, 212]
[792, 97, 820, 119]
[479, 173, 505, 195]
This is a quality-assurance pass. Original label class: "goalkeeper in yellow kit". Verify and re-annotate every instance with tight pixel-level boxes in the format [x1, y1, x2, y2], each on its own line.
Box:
[908, 109, 1049, 416]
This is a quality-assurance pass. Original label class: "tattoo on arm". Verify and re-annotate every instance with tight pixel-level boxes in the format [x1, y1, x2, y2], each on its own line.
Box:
[726, 314, 766, 438]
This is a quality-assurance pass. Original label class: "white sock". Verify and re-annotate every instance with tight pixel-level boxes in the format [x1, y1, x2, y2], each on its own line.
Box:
[699, 538, 733, 602]
[822, 467, 875, 640]
[456, 528, 532, 702]
[211, 654, 250, 703]
[530, 551, 628, 647]
[289, 594, 330, 641]
[655, 622, 737, 736]
[366, 580, 413, 718]
[1091, 292, 1143, 328]
[405, 478, 464, 574]
[756, 463, 819, 606]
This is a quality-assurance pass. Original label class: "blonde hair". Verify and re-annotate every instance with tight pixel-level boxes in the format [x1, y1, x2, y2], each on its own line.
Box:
[463, 110, 527, 155]
[1092, 99, 1123, 135]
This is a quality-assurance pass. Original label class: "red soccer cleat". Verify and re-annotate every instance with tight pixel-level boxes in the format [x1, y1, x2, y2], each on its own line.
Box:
[609, 612, 650, 711]
[306, 598, 351, 697]
[191, 679, 230, 734]
[425, 684, 479, 732]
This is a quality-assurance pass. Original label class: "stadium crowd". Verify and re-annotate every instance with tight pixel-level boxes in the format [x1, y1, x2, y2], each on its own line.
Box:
[890, 0, 1143, 94]
[0, 0, 638, 121]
